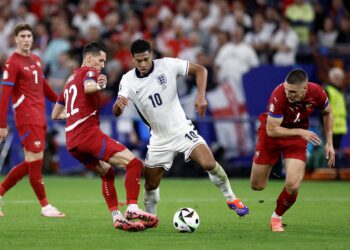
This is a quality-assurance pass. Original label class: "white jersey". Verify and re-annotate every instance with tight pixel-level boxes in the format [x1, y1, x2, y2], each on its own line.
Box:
[118, 57, 190, 142]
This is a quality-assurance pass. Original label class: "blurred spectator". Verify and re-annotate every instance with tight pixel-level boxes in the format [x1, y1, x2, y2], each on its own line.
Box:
[270, 17, 299, 66]
[329, 0, 349, 27]
[173, 0, 193, 34]
[324, 67, 348, 151]
[336, 16, 350, 44]
[285, 0, 315, 52]
[264, 6, 280, 35]
[244, 12, 271, 64]
[43, 18, 71, 73]
[33, 22, 49, 57]
[214, 25, 259, 84]
[318, 17, 338, 48]
[72, 1, 102, 39]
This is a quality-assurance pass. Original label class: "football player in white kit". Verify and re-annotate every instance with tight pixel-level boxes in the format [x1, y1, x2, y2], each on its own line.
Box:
[113, 39, 249, 220]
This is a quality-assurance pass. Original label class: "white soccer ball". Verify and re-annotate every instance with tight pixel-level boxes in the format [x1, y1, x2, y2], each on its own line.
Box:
[173, 207, 200, 232]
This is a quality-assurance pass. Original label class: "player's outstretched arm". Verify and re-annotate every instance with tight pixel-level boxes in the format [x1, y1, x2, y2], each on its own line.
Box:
[84, 74, 107, 94]
[51, 103, 67, 120]
[266, 115, 322, 146]
[188, 62, 208, 117]
[321, 104, 335, 167]
[112, 96, 128, 117]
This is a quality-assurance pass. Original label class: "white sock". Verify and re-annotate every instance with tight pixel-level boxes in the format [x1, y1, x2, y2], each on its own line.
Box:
[207, 162, 236, 201]
[143, 187, 160, 215]
[272, 212, 282, 219]
[127, 204, 139, 211]
[111, 210, 123, 222]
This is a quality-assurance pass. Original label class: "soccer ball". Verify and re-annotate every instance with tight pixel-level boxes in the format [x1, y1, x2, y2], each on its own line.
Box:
[173, 207, 200, 232]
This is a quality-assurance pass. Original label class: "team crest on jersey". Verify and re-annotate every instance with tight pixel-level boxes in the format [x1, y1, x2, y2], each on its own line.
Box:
[87, 71, 95, 77]
[2, 70, 9, 80]
[36, 61, 41, 67]
[156, 74, 167, 89]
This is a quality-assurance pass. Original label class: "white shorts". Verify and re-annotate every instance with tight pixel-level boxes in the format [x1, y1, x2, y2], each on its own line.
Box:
[145, 124, 207, 171]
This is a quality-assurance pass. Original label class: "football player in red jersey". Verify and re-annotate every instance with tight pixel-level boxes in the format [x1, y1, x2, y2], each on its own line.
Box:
[250, 68, 335, 232]
[0, 23, 64, 217]
[51, 42, 158, 231]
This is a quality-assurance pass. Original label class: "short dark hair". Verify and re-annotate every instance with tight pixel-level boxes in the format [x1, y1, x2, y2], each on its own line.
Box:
[83, 41, 106, 57]
[14, 23, 33, 36]
[285, 68, 308, 84]
[130, 39, 151, 56]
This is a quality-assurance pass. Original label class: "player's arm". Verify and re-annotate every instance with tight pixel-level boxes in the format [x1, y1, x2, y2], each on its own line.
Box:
[112, 95, 128, 117]
[43, 78, 58, 102]
[266, 115, 321, 145]
[188, 62, 208, 117]
[321, 104, 335, 167]
[84, 74, 107, 94]
[0, 83, 14, 141]
[51, 102, 67, 120]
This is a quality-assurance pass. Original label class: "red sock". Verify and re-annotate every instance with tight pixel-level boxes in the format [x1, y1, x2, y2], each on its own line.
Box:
[27, 159, 48, 207]
[275, 187, 298, 216]
[101, 167, 119, 211]
[125, 158, 143, 204]
[0, 161, 28, 196]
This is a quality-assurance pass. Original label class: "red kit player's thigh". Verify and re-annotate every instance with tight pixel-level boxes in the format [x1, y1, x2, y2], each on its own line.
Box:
[77, 130, 126, 162]
[16, 125, 46, 153]
[253, 131, 280, 165]
[69, 149, 99, 172]
[282, 138, 307, 162]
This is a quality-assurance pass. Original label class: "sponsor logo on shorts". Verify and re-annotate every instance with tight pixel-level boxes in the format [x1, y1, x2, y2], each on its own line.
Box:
[34, 141, 41, 148]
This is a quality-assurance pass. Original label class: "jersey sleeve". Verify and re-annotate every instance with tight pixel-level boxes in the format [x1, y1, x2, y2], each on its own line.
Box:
[316, 85, 329, 110]
[2, 61, 18, 86]
[57, 90, 65, 106]
[163, 57, 189, 76]
[83, 67, 99, 84]
[267, 87, 284, 119]
[0, 62, 18, 128]
[117, 75, 130, 99]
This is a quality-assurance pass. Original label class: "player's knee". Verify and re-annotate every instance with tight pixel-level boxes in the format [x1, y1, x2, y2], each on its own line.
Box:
[250, 181, 265, 191]
[144, 181, 159, 191]
[200, 159, 216, 171]
[285, 183, 300, 194]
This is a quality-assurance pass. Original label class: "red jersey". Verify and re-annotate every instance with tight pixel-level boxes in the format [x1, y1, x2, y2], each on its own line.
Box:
[0, 52, 49, 127]
[259, 82, 329, 130]
[57, 66, 101, 149]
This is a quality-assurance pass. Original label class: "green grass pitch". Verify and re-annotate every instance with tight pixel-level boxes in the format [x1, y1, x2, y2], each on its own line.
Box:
[0, 176, 349, 250]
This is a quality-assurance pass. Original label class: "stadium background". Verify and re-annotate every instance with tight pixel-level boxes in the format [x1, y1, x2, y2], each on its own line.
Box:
[1, 0, 350, 177]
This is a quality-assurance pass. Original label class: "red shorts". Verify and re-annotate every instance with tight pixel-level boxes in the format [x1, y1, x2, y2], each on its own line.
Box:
[253, 126, 308, 165]
[16, 125, 46, 153]
[68, 129, 126, 171]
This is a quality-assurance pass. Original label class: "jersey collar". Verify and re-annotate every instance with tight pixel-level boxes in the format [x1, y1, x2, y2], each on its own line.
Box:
[135, 62, 154, 78]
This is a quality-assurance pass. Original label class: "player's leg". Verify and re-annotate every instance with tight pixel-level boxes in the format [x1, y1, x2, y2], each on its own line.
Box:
[250, 162, 273, 191]
[25, 149, 65, 217]
[189, 143, 249, 217]
[105, 140, 158, 228]
[91, 160, 144, 231]
[143, 166, 165, 215]
[270, 158, 305, 232]
[270, 139, 307, 232]
[19, 125, 64, 217]
[0, 161, 28, 216]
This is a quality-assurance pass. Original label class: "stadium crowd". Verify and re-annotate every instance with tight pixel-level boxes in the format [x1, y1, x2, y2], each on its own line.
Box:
[0, 0, 349, 171]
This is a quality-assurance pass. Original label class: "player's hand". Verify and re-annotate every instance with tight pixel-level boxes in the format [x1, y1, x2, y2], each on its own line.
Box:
[0, 127, 9, 143]
[325, 142, 335, 168]
[97, 74, 107, 89]
[57, 109, 68, 120]
[299, 129, 321, 146]
[195, 95, 207, 117]
[116, 96, 128, 109]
